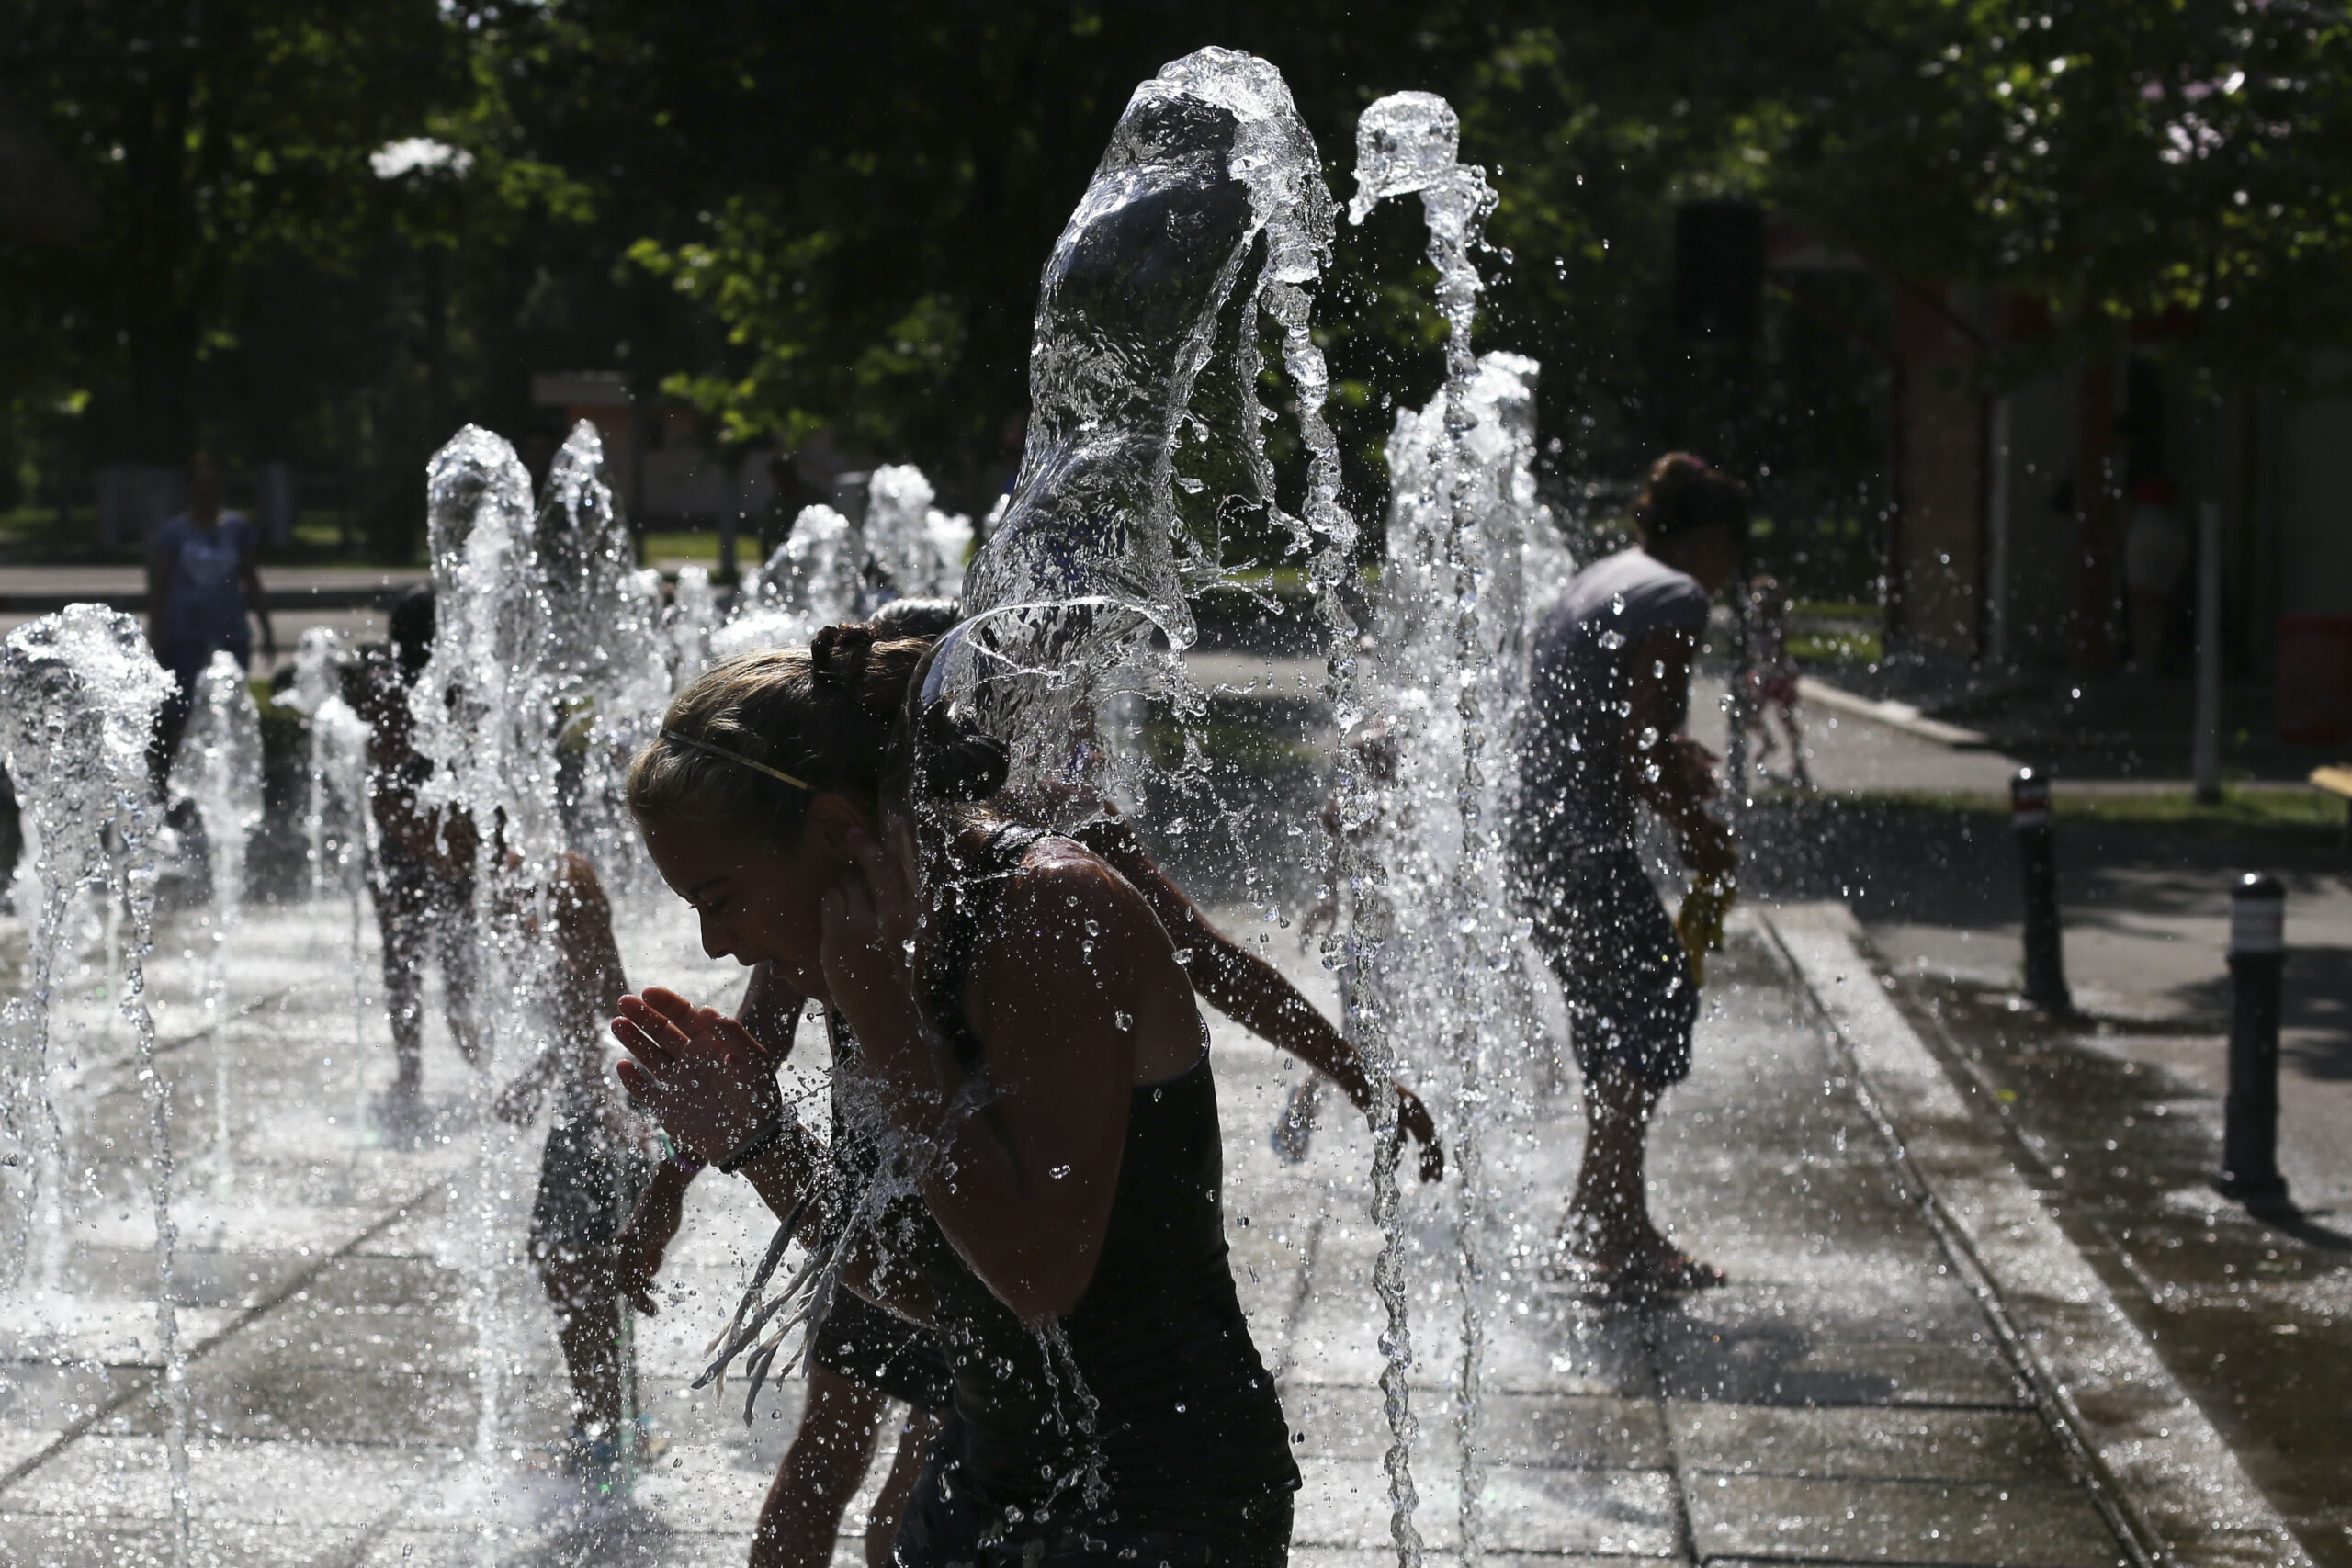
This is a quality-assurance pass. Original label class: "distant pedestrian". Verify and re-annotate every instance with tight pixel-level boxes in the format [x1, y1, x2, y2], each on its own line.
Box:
[148, 454, 275, 754]
[1511, 451, 1743, 1298]
[1742, 574, 1812, 790]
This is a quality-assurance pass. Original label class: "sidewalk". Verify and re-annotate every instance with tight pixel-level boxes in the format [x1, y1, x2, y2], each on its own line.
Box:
[2, 890, 2305, 1565]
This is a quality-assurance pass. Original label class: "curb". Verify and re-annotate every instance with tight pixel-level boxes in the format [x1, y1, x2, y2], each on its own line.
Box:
[1796, 675, 1997, 750]
[1759, 902, 2312, 1568]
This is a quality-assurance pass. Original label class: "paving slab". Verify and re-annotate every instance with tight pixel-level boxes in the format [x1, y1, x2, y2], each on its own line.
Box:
[0, 898, 2192, 1566]
[1687, 1474, 2122, 1567]
[1669, 1403, 2073, 1483]
[1766, 902, 2313, 1568]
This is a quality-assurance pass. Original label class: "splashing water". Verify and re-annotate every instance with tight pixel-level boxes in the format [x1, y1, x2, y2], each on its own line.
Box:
[939, 46, 1343, 833]
[277, 626, 378, 1124]
[716, 504, 862, 662]
[285, 626, 349, 901]
[667, 563, 725, 693]
[863, 465, 974, 604]
[167, 651, 265, 1200]
[0, 605, 190, 1565]
[538, 421, 671, 895]
[410, 425, 570, 1533]
[1351, 88, 1518, 1567]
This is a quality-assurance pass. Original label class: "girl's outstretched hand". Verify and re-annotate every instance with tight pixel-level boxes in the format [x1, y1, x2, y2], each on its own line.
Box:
[612, 987, 782, 1168]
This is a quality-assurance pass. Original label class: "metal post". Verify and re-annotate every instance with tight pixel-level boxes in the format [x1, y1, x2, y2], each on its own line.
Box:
[2216, 873, 2289, 1209]
[2193, 500, 2223, 806]
[2013, 768, 2072, 1012]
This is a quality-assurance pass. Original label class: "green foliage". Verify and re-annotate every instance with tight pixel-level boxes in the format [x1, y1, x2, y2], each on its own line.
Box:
[3, 0, 2347, 567]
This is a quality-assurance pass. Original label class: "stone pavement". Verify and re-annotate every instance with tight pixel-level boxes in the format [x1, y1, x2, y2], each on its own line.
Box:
[0, 888, 2297, 1565]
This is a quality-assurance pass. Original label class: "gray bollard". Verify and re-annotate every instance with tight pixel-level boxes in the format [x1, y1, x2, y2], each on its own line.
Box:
[2216, 873, 2290, 1209]
[2012, 768, 2072, 1013]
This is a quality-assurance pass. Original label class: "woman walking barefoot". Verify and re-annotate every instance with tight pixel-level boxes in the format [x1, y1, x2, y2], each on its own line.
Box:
[614, 626, 1297, 1566]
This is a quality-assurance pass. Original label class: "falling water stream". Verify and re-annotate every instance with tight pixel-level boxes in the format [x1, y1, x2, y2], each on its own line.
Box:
[277, 626, 376, 1128]
[166, 652, 264, 1200]
[0, 606, 189, 1566]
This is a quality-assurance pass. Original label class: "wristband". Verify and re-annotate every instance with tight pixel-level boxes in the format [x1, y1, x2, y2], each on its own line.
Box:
[718, 1107, 797, 1176]
[660, 1133, 705, 1175]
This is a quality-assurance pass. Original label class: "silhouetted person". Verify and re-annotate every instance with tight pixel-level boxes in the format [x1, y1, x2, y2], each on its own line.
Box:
[345, 585, 479, 1127]
[1512, 452, 1742, 1297]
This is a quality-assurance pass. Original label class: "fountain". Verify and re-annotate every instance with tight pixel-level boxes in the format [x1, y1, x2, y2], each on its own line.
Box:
[275, 626, 377, 1128]
[0, 605, 189, 1565]
[406, 426, 571, 1536]
[166, 651, 265, 1198]
[536, 420, 672, 894]
[1350, 90, 1567, 1566]
[667, 563, 724, 690]
[714, 502, 864, 663]
[0, 51, 1577, 1568]
[860, 464, 973, 604]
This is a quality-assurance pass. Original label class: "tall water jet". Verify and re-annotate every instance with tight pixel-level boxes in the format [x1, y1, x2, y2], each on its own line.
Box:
[668, 564, 724, 690]
[277, 626, 376, 1122]
[1351, 88, 1505, 1565]
[0, 605, 189, 1565]
[537, 421, 670, 894]
[409, 425, 564, 1536]
[167, 651, 265, 1197]
[286, 627, 348, 900]
[862, 465, 973, 604]
[940, 48, 1343, 819]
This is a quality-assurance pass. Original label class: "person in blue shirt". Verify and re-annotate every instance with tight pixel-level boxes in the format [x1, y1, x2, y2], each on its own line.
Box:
[148, 454, 274, 751]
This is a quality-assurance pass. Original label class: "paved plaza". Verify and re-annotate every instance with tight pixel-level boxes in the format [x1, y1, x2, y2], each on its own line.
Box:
[0, 886, 2311, 1565]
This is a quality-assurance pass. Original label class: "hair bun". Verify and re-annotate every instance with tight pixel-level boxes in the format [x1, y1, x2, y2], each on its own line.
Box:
[810, 623, 876, 689]
[917, 704, 1010, 802]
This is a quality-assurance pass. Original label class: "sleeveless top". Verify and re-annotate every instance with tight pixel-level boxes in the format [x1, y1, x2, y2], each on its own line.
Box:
[860, 823, 1299, 1540]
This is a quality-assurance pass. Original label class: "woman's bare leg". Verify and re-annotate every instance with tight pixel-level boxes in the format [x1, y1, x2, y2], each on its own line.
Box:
[750, 1367, 890, 1568]
[864, 1406, 940, 1568]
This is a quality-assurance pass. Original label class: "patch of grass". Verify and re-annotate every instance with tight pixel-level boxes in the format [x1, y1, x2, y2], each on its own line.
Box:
[641, 530, 721, 566]
[1821, 784, 2346, 836]
[1787, 628, 1882, 665]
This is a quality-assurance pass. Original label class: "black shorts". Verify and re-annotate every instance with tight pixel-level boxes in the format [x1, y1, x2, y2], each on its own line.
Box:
[1523, 840, 1697, 1090]
[811, 1285, 953, 1414]
[527, 1110, 649, 1268]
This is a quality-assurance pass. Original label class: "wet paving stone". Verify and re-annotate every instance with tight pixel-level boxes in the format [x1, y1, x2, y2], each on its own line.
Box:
[4, 915, 2159, 1565]
[1668, 1404, 2073, 1482]
[1687, 1473, 2122, 1566]
[1655, 1326, 2028, 1409]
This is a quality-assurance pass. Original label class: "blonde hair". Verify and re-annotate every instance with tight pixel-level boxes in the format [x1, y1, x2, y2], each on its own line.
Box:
[626, 622, 1006, 843]
[627, 627, 923, 841]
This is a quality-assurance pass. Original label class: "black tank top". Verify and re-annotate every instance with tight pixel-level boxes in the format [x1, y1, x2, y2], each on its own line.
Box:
[893, 823, 1299, 1539]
